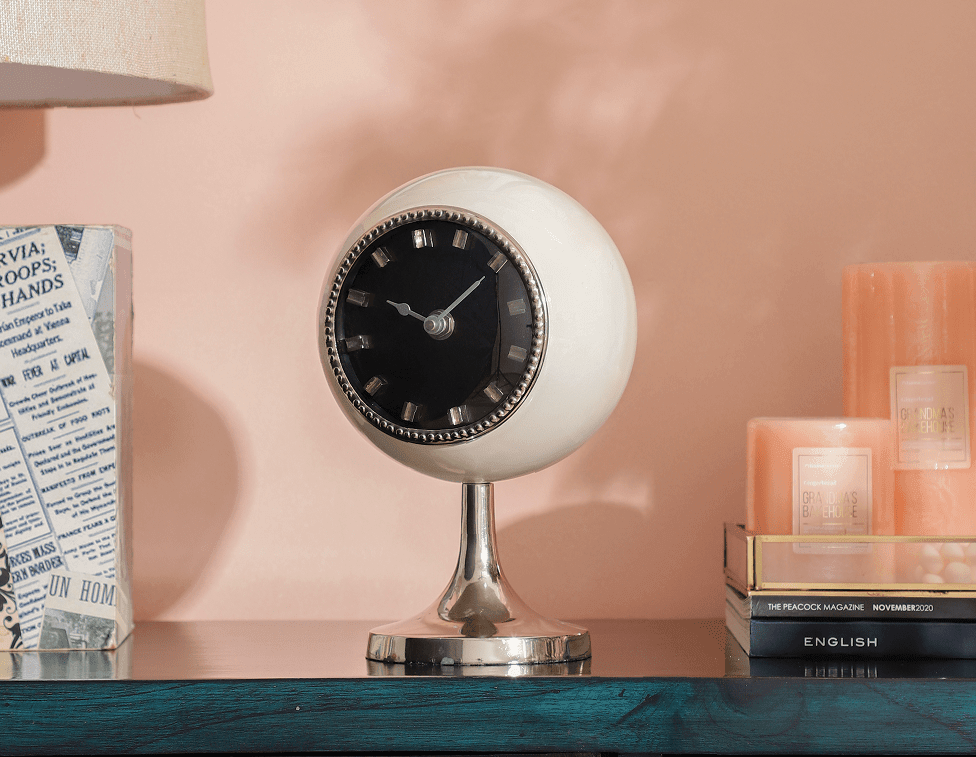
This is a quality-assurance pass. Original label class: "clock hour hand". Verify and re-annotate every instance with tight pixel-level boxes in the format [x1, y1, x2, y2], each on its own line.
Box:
[387, 300, 426, 321]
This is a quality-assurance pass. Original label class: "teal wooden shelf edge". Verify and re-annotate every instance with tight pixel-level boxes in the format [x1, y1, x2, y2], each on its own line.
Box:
[5, 677, 976, 755]
[2, 620, 975, 755]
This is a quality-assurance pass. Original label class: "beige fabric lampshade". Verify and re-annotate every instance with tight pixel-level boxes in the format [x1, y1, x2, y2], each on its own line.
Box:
[0, 0, 213, 107]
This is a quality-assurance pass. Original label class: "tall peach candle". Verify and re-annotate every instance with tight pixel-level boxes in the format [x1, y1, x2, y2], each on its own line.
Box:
[747, 418, 895, 583]
[843, 262, 976, 535]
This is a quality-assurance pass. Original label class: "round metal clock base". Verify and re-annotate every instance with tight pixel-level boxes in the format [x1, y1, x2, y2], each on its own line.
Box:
[366, 483, 591, 667]
[366, 616, 591, 667]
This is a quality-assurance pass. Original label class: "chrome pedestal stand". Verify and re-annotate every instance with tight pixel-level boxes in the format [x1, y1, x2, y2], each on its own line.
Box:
[366, 482, 591, 666]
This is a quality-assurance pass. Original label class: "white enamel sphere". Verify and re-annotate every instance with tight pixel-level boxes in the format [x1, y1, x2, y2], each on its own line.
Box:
[318, 167, 637, 483]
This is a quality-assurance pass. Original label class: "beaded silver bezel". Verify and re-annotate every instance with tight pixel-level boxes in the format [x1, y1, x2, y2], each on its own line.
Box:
[322, 207, 547, 445]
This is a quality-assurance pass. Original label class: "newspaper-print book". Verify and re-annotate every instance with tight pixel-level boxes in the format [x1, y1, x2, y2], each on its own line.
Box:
[0, 226, 132, 650]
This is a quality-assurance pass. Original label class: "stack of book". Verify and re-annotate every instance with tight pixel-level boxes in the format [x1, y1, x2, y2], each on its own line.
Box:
[724, 524, 976, 658]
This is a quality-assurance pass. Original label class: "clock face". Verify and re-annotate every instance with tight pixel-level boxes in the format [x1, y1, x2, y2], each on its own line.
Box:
[323, 208, 546, 444]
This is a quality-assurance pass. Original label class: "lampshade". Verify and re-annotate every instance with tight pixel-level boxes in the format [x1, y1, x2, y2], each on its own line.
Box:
[0, 0, 213, 107]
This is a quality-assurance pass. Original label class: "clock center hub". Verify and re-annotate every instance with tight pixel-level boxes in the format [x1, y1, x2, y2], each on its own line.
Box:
[423, 309, 455, 340]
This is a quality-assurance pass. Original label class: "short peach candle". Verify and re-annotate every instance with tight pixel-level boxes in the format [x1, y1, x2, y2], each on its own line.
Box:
[843, 262, 976, 535]
[747, 418, 895, 583]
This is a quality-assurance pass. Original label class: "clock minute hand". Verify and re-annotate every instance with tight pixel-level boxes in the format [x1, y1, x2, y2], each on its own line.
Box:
[441, 276, 486, 317]
[387, 300, 426, 321]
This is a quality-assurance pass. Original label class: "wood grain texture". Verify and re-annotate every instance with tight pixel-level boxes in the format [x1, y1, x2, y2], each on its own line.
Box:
[3, 677, 976, 754]
[2, 621, 976, 754]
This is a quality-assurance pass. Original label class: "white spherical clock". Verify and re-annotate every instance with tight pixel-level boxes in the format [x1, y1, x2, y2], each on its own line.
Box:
[318, 167, 637, 667]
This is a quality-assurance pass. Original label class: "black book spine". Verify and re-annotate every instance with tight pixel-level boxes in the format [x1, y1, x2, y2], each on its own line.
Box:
[750, 595, 976, 620]
[748, 619, 976, 658]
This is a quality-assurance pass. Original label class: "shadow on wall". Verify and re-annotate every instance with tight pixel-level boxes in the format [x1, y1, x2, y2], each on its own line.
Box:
[276, 1, 976, 618]
[498, 503, 654, 620]
[132, 361, 239, 619]
[0, 110, 45, 189]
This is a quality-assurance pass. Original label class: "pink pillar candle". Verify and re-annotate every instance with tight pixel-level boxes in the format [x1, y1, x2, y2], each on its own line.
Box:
[843, 262, 976, 535]
[747, 418, 895, 584]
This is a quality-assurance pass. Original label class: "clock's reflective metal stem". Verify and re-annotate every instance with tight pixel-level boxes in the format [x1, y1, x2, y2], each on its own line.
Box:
[366, 483, 591, 666]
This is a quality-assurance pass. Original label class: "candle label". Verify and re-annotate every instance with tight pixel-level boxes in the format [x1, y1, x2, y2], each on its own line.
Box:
[792, 447, 872, 554]
[890, 366, 970, 470]
[36, 568, 125, 649]
[0, 530, 15, 649]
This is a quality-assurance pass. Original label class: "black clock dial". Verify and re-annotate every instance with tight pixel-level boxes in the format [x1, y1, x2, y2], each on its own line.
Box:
[324, 209, 545, 444]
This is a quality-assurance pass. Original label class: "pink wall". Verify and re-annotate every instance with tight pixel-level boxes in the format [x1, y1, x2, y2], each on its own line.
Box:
[1, 0, 974, 622]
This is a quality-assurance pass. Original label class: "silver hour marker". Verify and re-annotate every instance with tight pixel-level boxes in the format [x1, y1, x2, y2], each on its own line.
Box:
[344, 335, 373, 352]
[488, 251, 508, 272]
[371, 247, 392, 268]
[413, 229, 435, 248]
[483, 381, 505, 403]
[346, 289, 372, 307]
[363, 376, 387, 396]
[452, 230, 474, 250]
[448, 405, 470, 426]
[507, 345, 528, 362]
[401, 401, 421, 422]
[507, 298, 526, 316]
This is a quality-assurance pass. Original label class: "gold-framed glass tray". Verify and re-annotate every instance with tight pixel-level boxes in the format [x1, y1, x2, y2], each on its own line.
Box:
[725, 523, 976, 592]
